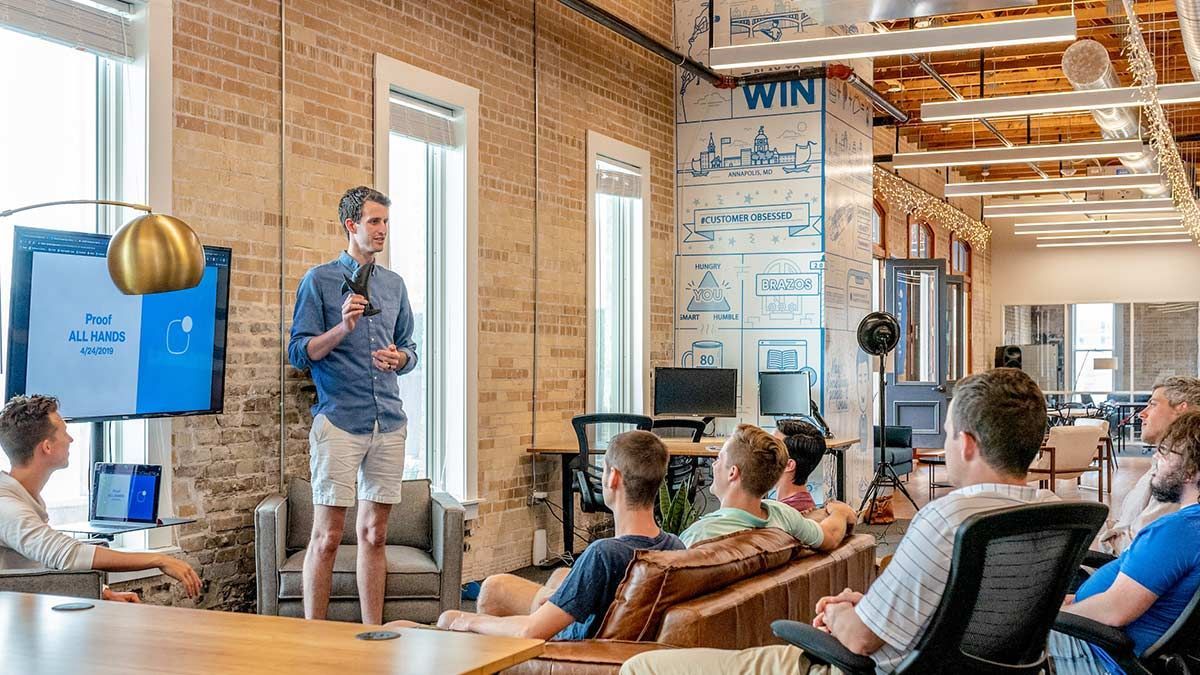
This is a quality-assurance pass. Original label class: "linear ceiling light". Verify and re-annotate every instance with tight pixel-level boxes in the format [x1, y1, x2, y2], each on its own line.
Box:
[709, 16, 1076, 69]
[1037, 238, 1193, 248]
[891, 139, 1145, 169]
[922, 81, 1200, 121]
[1014, 225, 1184, 235]
[1035, 230, 1189, 241]
[984, 198, 1176, 218]
[945, 173, 1162, 197]
[1012, 216, 1181, 227]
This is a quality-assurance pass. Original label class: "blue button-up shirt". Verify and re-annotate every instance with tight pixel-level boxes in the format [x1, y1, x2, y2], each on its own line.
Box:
[288, 252, 417, 435]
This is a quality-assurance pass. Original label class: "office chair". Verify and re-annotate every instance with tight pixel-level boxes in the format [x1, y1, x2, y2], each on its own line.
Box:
[651, 418, 707, 503]
[570, 414, 654, 514]
[858, 425, 918, 521]
[773, 502, 1109, 674]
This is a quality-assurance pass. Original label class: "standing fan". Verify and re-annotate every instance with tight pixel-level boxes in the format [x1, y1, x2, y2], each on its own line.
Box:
[856, 312, 919, 521]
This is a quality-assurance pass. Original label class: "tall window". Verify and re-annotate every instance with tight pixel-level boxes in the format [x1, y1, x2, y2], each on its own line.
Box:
[377, 56, 479, 503]
[1073, 303, 1116, 396]
[908, 221, 934, 258]
[950, 234, 972, 374]
[0, 7, 146, 526]
[587, 132, 650, 433]
[871, 201, 887, 312]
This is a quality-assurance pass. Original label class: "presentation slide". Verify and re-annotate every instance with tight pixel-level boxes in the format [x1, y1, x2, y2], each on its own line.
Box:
[94, 471, 132, 520]
[7, 227, 231, 422]
[93, 471, 157, 521]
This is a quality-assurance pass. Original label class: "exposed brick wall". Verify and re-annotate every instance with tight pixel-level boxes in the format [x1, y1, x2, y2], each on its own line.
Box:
[111, 0, 674, 609]
[1131, 304, 1199, 389]
[872, 130, 994, 374]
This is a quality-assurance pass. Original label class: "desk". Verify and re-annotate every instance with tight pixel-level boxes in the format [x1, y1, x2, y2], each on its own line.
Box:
[528, 436, 858, 556]
[0, 591, 543, 675]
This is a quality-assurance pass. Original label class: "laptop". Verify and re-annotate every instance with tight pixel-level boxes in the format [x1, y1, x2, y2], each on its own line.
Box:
[59, 464, 184, 535]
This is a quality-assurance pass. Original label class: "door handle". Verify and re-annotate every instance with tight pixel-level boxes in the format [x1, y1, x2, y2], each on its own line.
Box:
[933, 385, 947, 393]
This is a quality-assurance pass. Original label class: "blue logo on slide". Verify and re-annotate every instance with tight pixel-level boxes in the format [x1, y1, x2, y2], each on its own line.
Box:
[135, 268, 218, 414]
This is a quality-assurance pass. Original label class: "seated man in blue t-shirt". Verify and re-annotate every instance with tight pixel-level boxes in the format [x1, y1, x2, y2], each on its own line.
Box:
[1050, 410, 1200, 674]
[433, 430, 684, 640]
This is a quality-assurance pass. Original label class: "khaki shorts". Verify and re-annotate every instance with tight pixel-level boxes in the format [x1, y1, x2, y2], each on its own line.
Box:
[309, 414, 407, 507]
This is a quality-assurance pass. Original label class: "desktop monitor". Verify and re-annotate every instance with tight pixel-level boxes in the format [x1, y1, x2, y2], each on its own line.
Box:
[653, 367, 738, 417]
[758, 371, 815, 418]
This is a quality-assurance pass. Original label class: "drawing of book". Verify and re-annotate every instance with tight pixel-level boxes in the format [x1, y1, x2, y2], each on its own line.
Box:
[766, 349, 799, 371]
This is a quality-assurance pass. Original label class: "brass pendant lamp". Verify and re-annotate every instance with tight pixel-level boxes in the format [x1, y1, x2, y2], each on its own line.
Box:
[0, 199, 204, 295]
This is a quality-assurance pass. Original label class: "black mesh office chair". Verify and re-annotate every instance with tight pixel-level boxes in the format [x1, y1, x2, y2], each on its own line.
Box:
[772, 502, 1109, 675]
[651, 418, 707, 502]
[1055, 582, 1200, 675]
[858, 425, 918, 520]
[570, 413, 654, 514]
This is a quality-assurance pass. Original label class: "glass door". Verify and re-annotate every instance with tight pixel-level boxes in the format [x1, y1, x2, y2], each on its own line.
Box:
[885, 258, 952, 448]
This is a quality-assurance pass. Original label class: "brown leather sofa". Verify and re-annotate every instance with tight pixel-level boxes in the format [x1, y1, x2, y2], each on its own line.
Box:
[503, 528, 877, 674]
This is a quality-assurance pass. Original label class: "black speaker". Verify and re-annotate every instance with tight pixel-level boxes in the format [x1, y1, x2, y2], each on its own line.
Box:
[994, 345, 1023, 369]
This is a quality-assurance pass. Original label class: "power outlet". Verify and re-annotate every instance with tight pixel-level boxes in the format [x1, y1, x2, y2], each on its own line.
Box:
[527, 491, 548, 506]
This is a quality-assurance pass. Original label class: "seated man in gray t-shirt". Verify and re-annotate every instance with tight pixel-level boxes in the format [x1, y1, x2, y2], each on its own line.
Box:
[425, 430, 683, 640]
[622, 368, 1058, 675]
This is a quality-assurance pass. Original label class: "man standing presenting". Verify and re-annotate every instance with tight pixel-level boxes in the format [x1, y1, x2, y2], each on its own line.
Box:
[288, 186, 418, 624]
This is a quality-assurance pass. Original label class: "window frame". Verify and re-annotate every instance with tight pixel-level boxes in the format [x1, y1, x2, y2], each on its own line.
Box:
[871, 199, 887, 259]
[949, 232, 972, 373]
[908, 220, 934, 259]
[374, 54, 480, 509]
[585, 131, 652, 417]
[0, 0, 175, 559]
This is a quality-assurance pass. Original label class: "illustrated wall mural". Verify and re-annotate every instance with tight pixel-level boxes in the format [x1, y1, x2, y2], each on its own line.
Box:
[674, 1, 875, 505]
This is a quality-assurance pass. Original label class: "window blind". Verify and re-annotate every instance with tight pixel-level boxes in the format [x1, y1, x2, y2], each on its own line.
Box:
[596, 157, 642, 199]
[0, 0, 134, 61]
[389, 90, 456, 147]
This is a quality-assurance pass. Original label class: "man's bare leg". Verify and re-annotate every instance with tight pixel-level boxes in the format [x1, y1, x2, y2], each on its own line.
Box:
[303, 505, 348, 620]
[356, 500, 393, 625]
[478, 566, 573, 617]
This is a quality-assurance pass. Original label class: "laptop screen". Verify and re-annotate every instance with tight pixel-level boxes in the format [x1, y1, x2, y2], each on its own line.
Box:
[90, 464, 161, 523]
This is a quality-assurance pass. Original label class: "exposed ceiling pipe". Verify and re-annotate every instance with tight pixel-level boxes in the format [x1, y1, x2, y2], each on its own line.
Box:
[557, 0, 909, 121]
[909, 54, 1051, 180]
[1061, 39, 1166, 195]
[827, 64, 909, 123]
[1179, 0, 1200, 80]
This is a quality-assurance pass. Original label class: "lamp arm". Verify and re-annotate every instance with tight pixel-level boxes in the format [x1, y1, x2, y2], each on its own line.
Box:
[0, 200, 153, 219]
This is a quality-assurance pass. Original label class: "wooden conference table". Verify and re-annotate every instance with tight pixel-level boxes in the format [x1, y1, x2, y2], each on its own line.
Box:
[528, 436, 858, 555]
[0, 592, 543, 675]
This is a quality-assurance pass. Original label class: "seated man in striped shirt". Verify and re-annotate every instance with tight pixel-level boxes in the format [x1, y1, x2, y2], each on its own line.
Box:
[622, 368, 1058, 675]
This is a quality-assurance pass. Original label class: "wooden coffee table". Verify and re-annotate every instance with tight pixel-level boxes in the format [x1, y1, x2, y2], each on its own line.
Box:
[0, 592, 543, 674]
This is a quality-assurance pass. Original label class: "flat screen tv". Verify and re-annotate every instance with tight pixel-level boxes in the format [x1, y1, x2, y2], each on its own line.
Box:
[6, 226, 232, 422]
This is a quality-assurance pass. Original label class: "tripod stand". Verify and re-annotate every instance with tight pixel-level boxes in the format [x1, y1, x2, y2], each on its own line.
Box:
[857, 356, 919, 523]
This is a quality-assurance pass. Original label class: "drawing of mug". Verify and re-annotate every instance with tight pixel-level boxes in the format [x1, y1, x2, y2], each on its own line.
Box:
[682, 340, 723, 368]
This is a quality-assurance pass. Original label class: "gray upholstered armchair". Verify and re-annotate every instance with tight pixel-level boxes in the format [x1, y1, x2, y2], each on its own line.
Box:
[0, 568, 105, 599]
[255, 478, 464, 623]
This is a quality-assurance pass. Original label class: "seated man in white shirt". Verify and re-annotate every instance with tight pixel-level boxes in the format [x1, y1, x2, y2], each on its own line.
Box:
[1095, 376, 1200, 555]
[0, 395, 201, 602]
[621, 368, 1059, 675]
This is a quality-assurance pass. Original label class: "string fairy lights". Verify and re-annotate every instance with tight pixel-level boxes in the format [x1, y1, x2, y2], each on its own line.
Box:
[873, 165, 991, 250]
[1120, 0, 1200, 243]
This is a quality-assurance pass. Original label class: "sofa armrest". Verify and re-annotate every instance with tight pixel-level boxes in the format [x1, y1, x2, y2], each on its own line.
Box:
[501, 640, 678, 675]
[254, 494, 288, 615]
[431, 491, 464, 612]
[0, 568, 105, 600]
